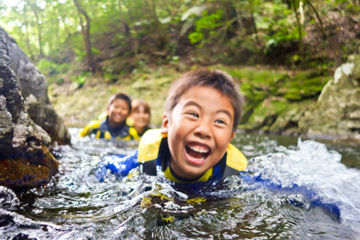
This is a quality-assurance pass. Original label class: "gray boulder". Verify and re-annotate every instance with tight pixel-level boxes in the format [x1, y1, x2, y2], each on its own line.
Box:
[301, 55, 360, 139]
[4, 27, 71, 145]
[0, 27, 61, 188]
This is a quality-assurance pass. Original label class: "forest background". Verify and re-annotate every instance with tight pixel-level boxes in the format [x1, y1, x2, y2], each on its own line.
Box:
[1, 0, 359, 134]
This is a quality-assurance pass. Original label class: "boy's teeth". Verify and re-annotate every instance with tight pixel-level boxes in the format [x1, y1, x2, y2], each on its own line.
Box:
[188, 144, 209, 153]
[188, 155, 206, 161]
[186, 143, 210, 161]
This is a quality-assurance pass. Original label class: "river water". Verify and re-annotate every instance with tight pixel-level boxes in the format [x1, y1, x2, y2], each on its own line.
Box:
[1, 128, 360, 239]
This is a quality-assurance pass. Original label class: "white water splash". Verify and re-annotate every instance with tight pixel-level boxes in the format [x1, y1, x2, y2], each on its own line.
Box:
[249, 139, 360, 235]
[0, 186, 20, 209]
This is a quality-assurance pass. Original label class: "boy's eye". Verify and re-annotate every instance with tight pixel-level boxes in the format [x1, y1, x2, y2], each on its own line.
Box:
[188, 112, 199, 118]
[215, 119, 226, 124]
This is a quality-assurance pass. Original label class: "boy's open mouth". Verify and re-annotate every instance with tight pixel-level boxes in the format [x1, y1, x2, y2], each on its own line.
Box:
[185, 143, 211, 162]
[113, 113, 124, 122]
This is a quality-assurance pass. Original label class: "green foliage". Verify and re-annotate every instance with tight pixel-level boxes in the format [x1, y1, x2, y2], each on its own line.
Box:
[37, 59, 60, 76]
[69, 72, 90, 89]
[0, 0, 359, 73]
[188, 9, 224, 45]
[37, 59, 71, 84]
[75, 75, 86, 85]
[261, 2, 299, 53]
[188, 32, 204, 44]
[103, 72, 119, 83]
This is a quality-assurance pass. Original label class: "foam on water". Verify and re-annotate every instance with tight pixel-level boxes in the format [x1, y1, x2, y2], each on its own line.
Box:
[0, 186, 19, 209]
[246, 138, 360, 235]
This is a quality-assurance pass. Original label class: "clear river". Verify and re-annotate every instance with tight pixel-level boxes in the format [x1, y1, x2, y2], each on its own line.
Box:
[1, 128, 360, 239]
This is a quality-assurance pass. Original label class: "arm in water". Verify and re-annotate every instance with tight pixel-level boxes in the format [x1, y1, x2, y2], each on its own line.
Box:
[238, 171, 341, 221]
[95, 151, 139, 182]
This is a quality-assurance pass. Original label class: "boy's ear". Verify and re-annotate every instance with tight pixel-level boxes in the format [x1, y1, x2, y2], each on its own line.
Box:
[229, 132, 235, 142]
[160, 114, 169, 134]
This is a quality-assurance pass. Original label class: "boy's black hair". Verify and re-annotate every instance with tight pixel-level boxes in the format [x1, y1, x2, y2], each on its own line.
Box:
[108, 93, 132, 112]
[165, 68, 244, 133]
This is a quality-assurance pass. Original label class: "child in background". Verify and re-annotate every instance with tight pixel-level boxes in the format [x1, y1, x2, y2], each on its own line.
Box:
[79, 93, 139, 140]
[130, 99, 151, 137]
[96, 69, 247, 183]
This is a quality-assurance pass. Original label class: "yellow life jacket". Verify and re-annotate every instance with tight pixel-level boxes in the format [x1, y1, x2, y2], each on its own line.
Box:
[138, 129, 247, 183]
[79, 117, 139, 140]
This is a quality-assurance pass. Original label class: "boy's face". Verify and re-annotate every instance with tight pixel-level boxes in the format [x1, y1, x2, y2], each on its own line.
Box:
[107, 98, 130, 128]
[161, 86, 235, 180]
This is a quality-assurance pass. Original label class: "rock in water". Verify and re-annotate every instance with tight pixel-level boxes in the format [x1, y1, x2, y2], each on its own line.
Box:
[2, 26, 71, 145]
[0, 26, 61, 188]
[300, 55, 360, 139]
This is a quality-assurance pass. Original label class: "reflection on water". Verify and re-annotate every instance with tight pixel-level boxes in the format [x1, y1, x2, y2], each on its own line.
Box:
[1, 128, 360, 239]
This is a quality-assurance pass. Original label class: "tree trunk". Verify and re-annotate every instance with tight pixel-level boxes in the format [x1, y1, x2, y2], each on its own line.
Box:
[246, 0, 260, 45]
[250, 11, 260, 45]
[235, 9, 245, 36]
[28, 0, 44, 59]
[305, 0, 327, 40]
[117, 0, 130, 36]
[148, 0, 168, 50]
[299, 0, 305, 25]
[292, 0, 303, 59]
[73, 0, 101, 74]
[23, 4, 34, 61]
[55, 14, 60, 49]
[305, 0, 338, 62]
[60, 14, 72, 40]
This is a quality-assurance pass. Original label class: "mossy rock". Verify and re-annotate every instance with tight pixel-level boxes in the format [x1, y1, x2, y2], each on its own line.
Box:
[245, 98, 289, 130]
[348, 55, 360, 80]
[0, 146, 59, 189]
[278, 73, 330, 101]
[270, 100, 315, 134]
[283, 90, 303, 101]
[224, 67, 288, 85]
[241, 84, 270, 103]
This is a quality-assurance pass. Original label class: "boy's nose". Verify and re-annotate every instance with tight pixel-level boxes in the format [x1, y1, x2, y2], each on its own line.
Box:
[194, 123, 211, 139]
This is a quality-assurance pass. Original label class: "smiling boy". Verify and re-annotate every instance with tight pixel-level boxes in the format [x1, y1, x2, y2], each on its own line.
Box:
[96, 69, 247, 183]
[79, 93, 139, 140]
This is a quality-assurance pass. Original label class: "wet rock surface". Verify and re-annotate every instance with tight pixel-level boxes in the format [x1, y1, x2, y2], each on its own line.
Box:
[302, 55, 360, 139]
[4, 27, 71, 145]
[0, 26, 61, 189]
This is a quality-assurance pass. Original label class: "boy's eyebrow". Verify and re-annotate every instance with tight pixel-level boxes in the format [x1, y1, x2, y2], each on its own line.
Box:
[217, 109, 233, 119]
[184, 101, 202, 109]
[184, 101, 233, 119]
